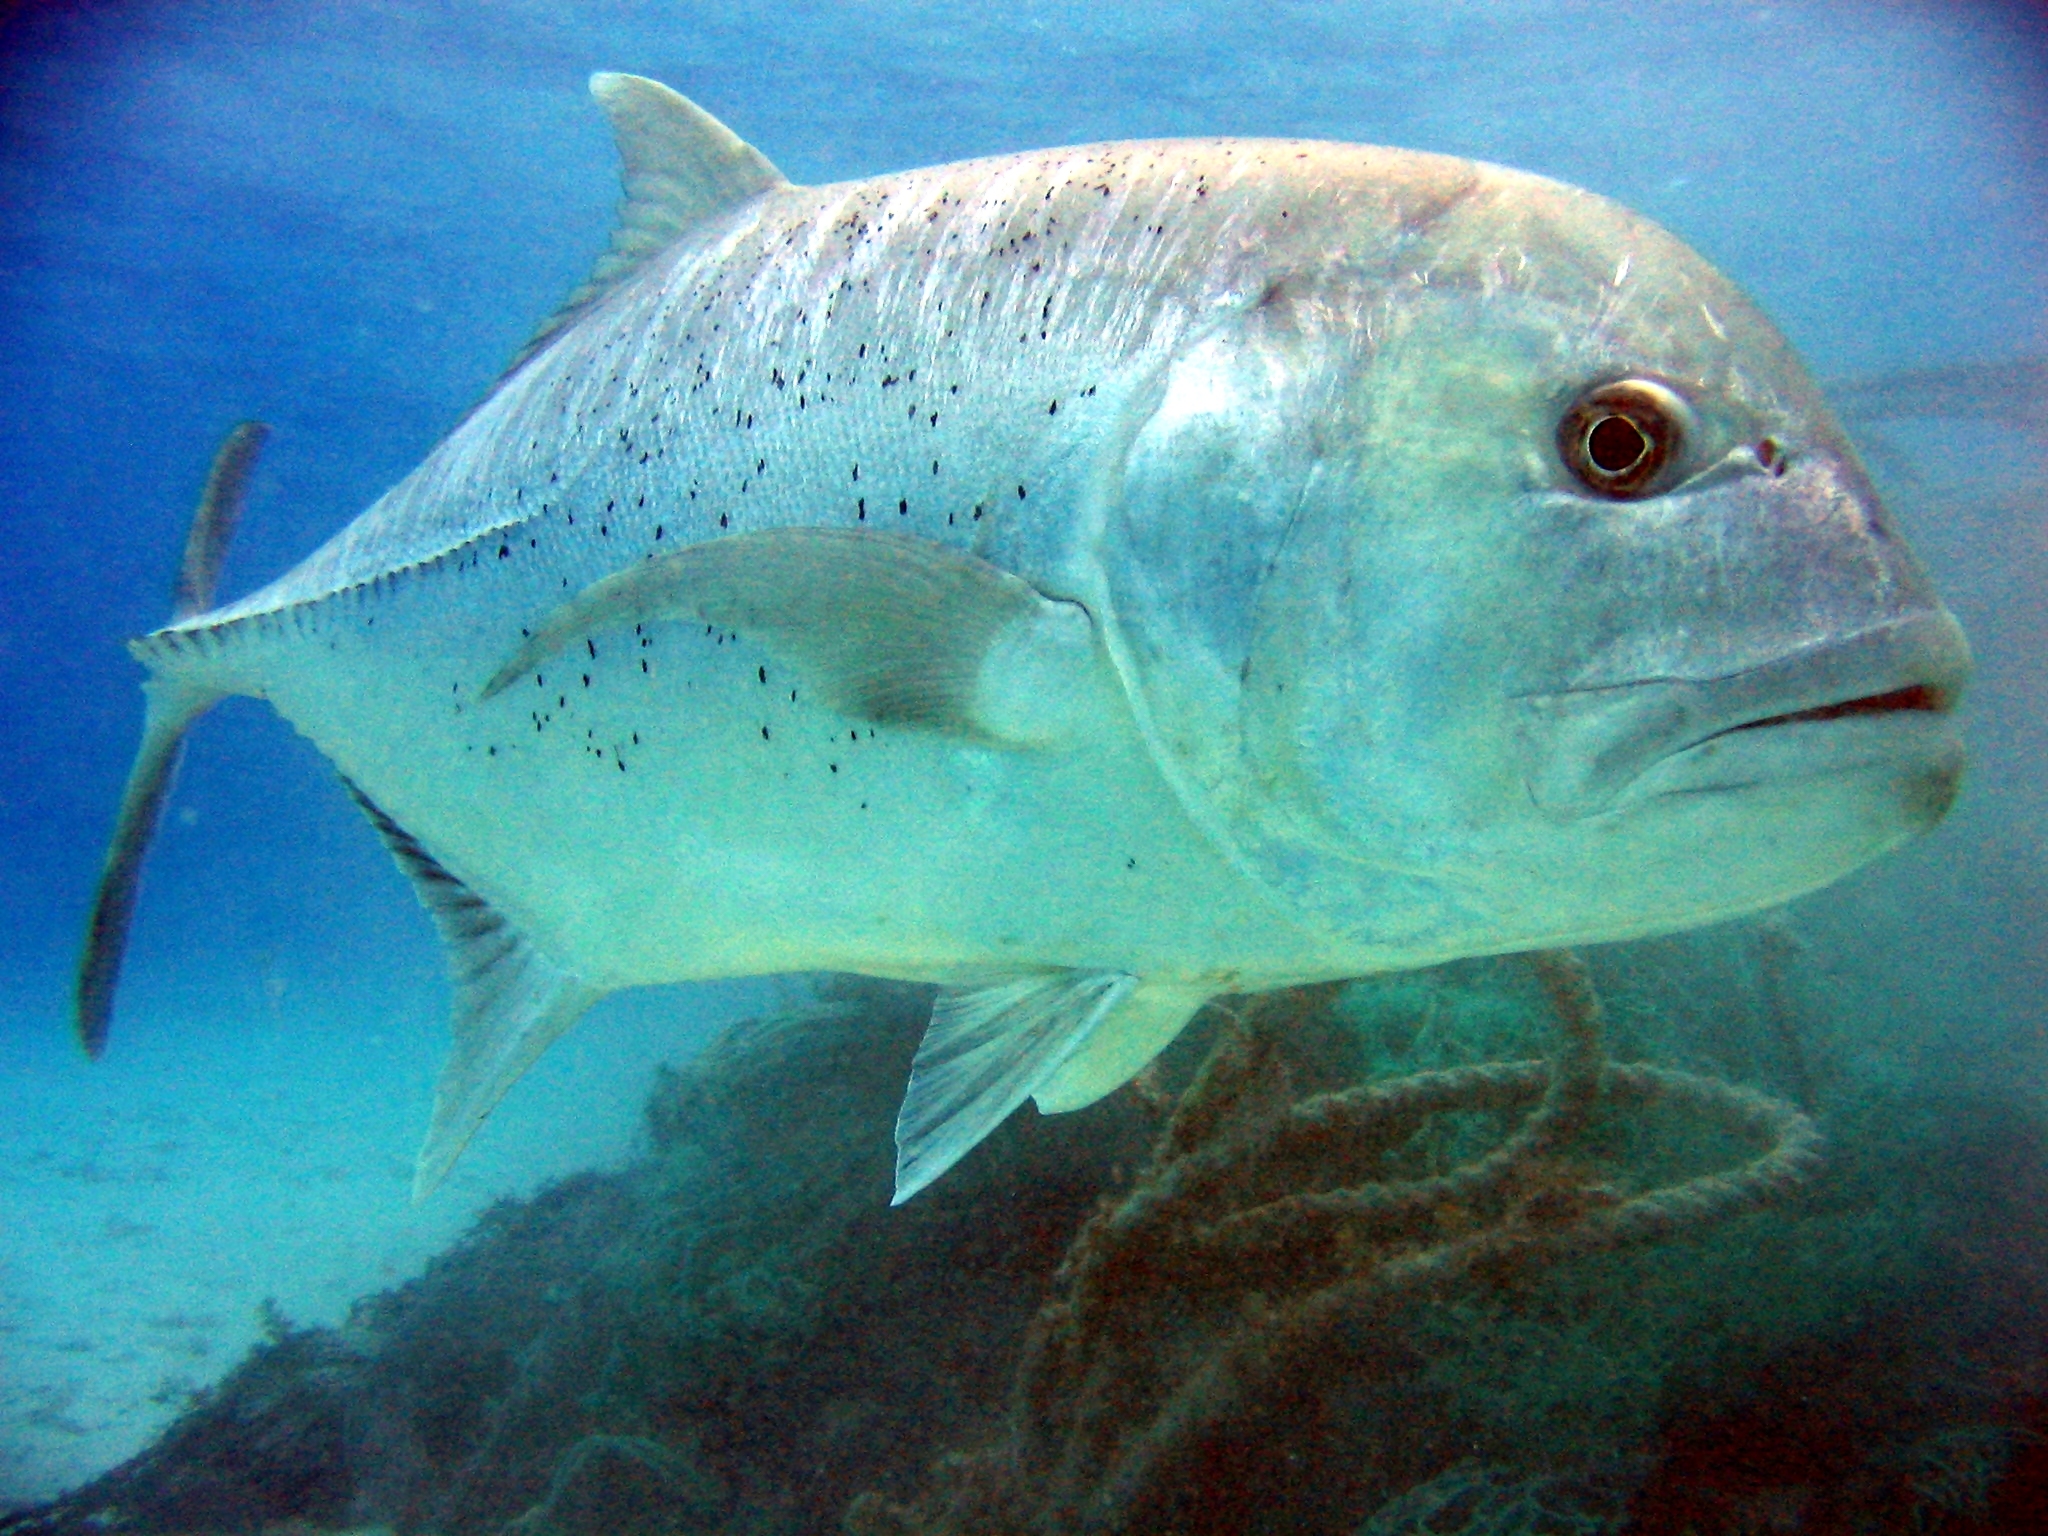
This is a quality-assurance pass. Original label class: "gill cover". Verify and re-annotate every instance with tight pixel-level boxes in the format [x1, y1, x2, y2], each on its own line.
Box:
[1106, 282, 1359, 851]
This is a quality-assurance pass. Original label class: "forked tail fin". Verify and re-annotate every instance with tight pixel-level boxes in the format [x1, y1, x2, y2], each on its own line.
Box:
[75, 422, 268, 1057]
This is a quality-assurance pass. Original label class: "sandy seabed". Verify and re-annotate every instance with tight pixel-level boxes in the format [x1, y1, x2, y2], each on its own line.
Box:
[0, 979, 776, 1507]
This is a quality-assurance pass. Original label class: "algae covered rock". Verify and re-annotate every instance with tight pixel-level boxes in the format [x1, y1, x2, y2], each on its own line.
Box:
[10, 979, 1155, 1535]
[504, 1434, 724, 1536]
[11, 947, 2048, 1535]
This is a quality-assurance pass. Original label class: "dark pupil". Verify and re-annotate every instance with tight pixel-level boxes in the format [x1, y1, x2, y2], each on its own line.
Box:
[1586, 414, 1649, 474]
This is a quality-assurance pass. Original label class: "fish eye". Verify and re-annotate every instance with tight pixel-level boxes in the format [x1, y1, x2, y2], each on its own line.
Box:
[1558, 379, 1690, 498]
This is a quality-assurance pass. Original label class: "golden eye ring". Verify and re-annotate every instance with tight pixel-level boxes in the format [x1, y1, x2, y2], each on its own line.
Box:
[1558, 378, 1691, 498]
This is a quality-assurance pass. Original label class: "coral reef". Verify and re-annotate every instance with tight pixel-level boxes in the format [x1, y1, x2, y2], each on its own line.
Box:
[845, 953, 1820, 1535]
[1350, 1458, 1641, 1535]
[7, 932, 2048, 1536]
[5, 979, 1153, 1536]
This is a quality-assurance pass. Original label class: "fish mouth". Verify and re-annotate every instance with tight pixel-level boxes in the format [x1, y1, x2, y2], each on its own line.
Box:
[1705, 679, 1954, 741]
[1513, 611, 1971, 819]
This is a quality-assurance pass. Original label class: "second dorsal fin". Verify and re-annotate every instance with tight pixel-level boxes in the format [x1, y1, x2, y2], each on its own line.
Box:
[506, 73, 793, 379]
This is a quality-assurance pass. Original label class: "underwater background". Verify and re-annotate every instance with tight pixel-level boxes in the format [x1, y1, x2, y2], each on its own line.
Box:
[1, 0, 2045, 1527]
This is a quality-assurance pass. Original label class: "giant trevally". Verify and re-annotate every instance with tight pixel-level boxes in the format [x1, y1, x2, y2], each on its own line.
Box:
[79, 75, 1970, 1204]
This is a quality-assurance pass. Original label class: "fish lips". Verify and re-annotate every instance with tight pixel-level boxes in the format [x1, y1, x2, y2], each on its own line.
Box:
[1511, 609, 1971, 822]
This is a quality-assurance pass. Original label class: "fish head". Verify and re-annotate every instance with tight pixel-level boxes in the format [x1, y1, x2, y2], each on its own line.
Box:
[1104, 157, 1970, 960]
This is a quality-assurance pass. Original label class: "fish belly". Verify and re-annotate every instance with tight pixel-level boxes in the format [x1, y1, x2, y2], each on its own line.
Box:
[232, 550, 1330, 995]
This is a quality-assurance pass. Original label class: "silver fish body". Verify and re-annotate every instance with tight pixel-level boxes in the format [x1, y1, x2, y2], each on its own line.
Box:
[88, 76, 1969, 1201]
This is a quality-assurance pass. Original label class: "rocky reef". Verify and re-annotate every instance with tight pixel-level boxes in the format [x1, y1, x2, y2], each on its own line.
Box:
[7, 935, 2047, 1535]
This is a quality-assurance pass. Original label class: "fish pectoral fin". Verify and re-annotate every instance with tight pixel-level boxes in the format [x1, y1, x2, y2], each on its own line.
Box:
[1031, 983, 1213, 1114]
[343, 780, 604, 1201]
[892, 971, 1138, 1204]
[483, 527, 1102, 747]
[503, 74, 793, 381]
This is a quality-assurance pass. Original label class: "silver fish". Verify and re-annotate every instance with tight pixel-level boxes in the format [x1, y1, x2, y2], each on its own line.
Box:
[80, 75, 1970, 1203]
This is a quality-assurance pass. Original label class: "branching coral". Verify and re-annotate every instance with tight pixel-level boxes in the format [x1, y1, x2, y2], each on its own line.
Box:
[850, 951, 1822, 1535]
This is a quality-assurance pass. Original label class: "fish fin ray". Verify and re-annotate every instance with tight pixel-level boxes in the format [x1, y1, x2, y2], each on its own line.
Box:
[1032, 983, 1213, 1113]
[342, 780, 604, 1200]
[482, 527, 1097, 745]
[503, 74, 792, 383]
[892, 970, 1136, 1204]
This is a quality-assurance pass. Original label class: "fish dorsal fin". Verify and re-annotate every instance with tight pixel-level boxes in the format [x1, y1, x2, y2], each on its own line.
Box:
[507, 74, 792, 378]
[343, 780, 604, 1199]
[482, 528, 1102, 749]
[893, 971, 1138, 1204]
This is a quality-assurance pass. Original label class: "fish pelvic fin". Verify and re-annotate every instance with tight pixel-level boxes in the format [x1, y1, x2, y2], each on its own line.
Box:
[502, 74, 793, 383]
[891, 971, 1137, 1205]
[76, 422, 268, 1057]
[1031, 983, 1213, 1114]
[342, 781, 604, 1201]
[482, 528, 1101, 748]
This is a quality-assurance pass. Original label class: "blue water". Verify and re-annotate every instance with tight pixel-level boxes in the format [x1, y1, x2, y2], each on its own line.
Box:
[1, 0, 2044, 1520]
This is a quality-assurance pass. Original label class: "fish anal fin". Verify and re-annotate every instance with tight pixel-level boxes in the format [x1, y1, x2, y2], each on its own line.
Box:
[505, 74, 792, 381]
[342, 780, 603, 1199]
[1031, 983, 1213, 1114]
[483, 528, 1100, 747]
[892, 971, 1137, 1204]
